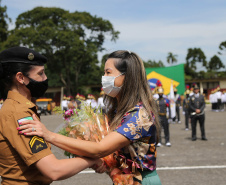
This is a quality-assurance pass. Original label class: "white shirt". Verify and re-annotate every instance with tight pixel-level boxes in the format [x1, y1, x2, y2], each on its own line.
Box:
[85, 99, 92, 106]
[91, 99, 98, 109]
[153, 94, 159, 100]
[212, 93, 217, 103]
[61, 100, 68, 110]
[222, 93, 226, 103]
[209, 94, 213, 103]
[97, 97, 105, 108]
[215, 91, 222, 99]
[189, 92, 194, 97]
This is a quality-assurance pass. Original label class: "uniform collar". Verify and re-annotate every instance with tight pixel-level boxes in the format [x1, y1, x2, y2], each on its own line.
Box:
[7, 90, 36, 108]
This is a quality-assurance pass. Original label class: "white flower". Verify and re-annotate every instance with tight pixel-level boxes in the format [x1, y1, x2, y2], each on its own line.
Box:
[123, 128, 130, 132]
[133, 134, 140, 139]
[127, 123, 136, 128]
[131, 129, 136, 135]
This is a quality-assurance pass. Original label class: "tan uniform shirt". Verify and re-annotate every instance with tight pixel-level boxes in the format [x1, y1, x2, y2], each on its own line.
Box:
[0, 91, 53, 185]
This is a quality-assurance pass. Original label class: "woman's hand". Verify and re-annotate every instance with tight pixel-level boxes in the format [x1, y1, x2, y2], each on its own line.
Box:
[17, 114, 53, 142]
[92, 159, 107, 174]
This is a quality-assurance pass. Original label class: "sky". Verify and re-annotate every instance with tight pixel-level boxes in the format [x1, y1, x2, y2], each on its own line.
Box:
[2, 0, 226, 70]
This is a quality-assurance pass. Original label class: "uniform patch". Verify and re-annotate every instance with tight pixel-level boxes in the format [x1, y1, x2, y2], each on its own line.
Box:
[29, 136, 48, 153]
[17, 116, 33, 126]
[17, 117, 47, 153]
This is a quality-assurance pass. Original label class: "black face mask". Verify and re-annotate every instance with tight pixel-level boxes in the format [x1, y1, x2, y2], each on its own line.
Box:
[159, 94, 163, 98]
[25, 78, 48, 98]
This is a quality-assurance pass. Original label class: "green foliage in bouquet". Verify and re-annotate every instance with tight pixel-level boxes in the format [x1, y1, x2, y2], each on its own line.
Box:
[53, 102, 108, 158]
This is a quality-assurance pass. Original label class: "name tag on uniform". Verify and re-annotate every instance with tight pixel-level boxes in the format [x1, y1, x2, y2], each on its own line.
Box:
[17, 116, 48, 153]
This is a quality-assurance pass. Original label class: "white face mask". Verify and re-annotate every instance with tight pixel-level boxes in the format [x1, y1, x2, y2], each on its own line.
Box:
[101, 73, 124, 97]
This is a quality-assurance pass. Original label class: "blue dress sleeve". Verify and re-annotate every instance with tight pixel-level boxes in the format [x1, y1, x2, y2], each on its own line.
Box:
[115, 107, 154, 141]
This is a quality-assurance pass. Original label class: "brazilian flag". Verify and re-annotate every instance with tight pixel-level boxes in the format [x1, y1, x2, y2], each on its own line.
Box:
[145, 64, 185, 95]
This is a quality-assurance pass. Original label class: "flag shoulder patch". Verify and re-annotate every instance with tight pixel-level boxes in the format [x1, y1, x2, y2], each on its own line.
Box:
[17, 116, 33, 125]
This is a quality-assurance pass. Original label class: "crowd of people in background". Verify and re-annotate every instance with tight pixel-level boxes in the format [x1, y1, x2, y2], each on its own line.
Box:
[151, 82, 226, 146]
[60, 88, 106, 114]
[209, 86, 226, 112]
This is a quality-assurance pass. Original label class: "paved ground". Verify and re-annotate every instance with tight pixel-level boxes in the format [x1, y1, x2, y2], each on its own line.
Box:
[1, 104, 226, 184]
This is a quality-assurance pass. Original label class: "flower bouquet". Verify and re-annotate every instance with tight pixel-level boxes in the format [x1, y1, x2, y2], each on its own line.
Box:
[54, 103, 141, 185]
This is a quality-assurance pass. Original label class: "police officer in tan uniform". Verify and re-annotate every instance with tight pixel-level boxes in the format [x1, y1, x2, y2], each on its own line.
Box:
[0, 46, 104, 185]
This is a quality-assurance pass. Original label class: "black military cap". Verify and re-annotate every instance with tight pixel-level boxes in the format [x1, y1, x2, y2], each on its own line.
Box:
[0, 46, 47, 65]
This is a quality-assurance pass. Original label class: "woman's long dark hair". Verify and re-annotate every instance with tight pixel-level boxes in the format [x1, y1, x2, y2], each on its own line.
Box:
[104, 50, 160, 142]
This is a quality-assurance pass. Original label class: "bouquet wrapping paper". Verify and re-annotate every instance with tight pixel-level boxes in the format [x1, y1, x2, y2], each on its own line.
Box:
[54, 104, 141, 185]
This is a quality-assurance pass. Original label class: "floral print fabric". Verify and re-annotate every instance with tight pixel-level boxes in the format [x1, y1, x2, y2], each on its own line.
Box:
[115, 103, 157, 171]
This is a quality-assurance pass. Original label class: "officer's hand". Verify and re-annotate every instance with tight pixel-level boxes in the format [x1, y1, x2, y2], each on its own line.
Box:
[196, 109, 201, 114]
[17, 114, 52, 142]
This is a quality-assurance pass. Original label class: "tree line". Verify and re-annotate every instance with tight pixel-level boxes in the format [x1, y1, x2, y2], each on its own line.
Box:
[0, 1, 225, 96]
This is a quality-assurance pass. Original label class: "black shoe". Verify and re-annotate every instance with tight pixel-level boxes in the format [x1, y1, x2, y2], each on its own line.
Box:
[192, 137, 197, 141]
[202, 137, 207, 141]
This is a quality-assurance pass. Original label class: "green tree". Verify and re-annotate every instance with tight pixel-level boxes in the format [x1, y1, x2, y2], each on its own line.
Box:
[208, 55, 225, 71]
[100, 53, 109, 72]
[185, 48, 207, 77]
[2, 7, 119, 95]
[166, 52, 177, 64]
[218, 41, 226, 55]
[0, 0, 11, 46]
[143, 60, 165, 68]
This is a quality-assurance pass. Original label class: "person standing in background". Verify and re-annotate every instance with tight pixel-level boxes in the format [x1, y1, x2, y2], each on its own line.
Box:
[156, 86, 171, 147]
[189, 85, 194, 97]
[215, 86, 223, 111]
[67, 96, 77, 110]
[75, 93, 82, 109]
[183, 89, 190, 130]
[90, 94, 98, 111]
[189, 84, 207, 141]
[212, 88, 218, 111]
[222, 90, 226, 111]
[173, 86, 181, 123]
[97, 88, 106, 113]
[61, 95, 68, 111]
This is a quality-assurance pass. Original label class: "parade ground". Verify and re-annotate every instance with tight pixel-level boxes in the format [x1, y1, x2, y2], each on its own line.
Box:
[1, 104, 226, 185]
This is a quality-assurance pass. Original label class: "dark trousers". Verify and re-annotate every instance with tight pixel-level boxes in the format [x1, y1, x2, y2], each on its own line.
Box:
[176, 106, 180, 121]
[191, 114, 205, 139]
[159, 115, 170, 143]
[172, 106, 180, 122]
[185, 110, 189, 129]
[212, 103, 217, 110]
[217, 99, 222, 110]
